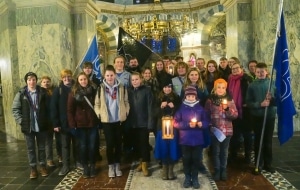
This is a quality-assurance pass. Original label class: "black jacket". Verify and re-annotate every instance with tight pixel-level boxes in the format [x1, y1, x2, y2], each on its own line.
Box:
[50, 82, 73, 132]
[127, 85, 153, 129]
[12, 85, 49, 133]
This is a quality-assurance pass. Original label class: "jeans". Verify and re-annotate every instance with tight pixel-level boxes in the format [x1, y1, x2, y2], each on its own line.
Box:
[181, 145, 202, 177]
[103, 122, 123, 165]
[45, 130, 53, 161]
[77, 126, 98, 165]
[211, 135, 231, 170]
[24, 131, 47, 167]
[54, 131, 62, 158]
[61, 131, 79, 167]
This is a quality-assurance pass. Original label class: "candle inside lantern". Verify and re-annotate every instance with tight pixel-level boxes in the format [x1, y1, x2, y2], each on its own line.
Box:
[169, 68, 173, 74]
[222, 99, 227, 105]
[191, 118, 197, 123]
[166, 120, 170, 135]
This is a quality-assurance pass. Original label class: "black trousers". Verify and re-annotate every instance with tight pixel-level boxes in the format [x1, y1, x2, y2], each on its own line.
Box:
[103, 122, 123, 164]
[252, 116, 275, 167]
[181, 145, 202, 178]
[132, 127, 150, 162]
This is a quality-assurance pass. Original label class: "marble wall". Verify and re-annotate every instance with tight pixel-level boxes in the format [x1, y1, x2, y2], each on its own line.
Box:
[251, 0, 300, 131]
[0, 0, 99, 140]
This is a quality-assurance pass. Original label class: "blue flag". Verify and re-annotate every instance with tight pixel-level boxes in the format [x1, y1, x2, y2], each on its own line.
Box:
[80, 35, 101, 79]
[274, 11, 296, 145]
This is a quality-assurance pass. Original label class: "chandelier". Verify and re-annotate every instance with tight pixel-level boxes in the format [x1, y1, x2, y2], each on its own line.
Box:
[122, 2, 196, 40]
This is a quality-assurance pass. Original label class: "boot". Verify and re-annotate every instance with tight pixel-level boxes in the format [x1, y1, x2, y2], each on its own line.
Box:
[141, 162, 149, 177]
[115, 163, 122, 177]
[58, 165, 70, 176]
[83, 164, 89, 178]
[108, 164, 115, 178]
[220, 168, 227, 181]
[192, 174, 200, 189]
[30, 166, 38, 179]
[135, 159, 142, 172]
[168, 164, 176, 180]
[183, 174, 191, 188]
[90, 164, 96, 178]
[40, 165, 48, 177]
[213, 169, 220, 181]
[161, 165, 168, 180]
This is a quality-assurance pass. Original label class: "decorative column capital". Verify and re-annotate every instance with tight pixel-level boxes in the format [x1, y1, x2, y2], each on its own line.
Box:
[72, 0, 100, 19]
[220, 0, 251, 11]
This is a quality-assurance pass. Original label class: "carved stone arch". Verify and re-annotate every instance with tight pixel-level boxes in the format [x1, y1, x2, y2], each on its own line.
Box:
[96, 15, 117, 51]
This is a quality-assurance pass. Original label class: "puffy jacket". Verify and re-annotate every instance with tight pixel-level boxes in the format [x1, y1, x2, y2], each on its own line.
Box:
[127, 85, 153, 129]
[174, 101, 210, 146]
[12, 85, 49, 133]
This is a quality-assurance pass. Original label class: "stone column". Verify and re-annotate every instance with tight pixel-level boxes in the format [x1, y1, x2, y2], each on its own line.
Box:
[221, 0, 253, 67]
[72, 0, 100, 73]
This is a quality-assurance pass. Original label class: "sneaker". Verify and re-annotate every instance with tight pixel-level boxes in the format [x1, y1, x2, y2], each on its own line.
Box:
[108, 164, 115, 178]
[58, 166, 69, 176]
[30, 166, 38, 179]
[47, 160, 55, 167]
[115, 163, 122, 177]
[40, 166, 48, 177]
[76, 162, 84, 170]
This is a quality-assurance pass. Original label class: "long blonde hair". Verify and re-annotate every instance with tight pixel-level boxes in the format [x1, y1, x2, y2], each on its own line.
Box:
[184, 67, 206, 90]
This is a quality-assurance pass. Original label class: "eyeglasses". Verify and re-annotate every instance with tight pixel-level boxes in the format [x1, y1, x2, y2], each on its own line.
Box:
[231, 67, 240, 70]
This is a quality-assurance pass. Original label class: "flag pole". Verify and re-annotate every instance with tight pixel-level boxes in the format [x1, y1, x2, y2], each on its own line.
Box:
[73, 34, 97, 76]
[254, 0, 284, 174]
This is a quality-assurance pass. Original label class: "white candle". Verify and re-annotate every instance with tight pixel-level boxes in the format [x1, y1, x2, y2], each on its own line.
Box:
[166, 121, 170, 135]
[222, 99, 227, 105]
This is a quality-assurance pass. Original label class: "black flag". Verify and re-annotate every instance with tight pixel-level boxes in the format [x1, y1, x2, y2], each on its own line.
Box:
[117, 27, 153, 67]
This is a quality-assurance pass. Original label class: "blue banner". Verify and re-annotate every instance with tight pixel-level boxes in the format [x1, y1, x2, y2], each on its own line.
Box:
[80, 35, 101, 79]
[274, 11, 296, 145]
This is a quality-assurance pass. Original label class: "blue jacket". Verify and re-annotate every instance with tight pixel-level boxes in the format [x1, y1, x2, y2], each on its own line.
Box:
[174, 101, 210, 146]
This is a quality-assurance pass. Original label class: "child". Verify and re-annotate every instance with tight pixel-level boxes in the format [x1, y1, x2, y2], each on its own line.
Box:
[174, 85, 209, 189]
[154, 79, 181, 180]
[246, 62, 276, 174]
[67, 72, 98, 178]
[127, 72, 153, 176]
[94, 65, 130, 178]
[204, 78, 238, 181]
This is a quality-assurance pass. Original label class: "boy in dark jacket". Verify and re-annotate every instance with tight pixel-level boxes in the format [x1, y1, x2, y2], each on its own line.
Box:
[246, 62, 277, 174]
[128, 72, 153, 177]
[12, 72, 49, 179]
[174, 85, 209, 189]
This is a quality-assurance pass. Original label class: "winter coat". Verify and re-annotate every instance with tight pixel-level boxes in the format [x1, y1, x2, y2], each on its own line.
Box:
[128, 85, 153, 129]
[51, 81, 73, 132]
[67, 85, 99, 128]
[12, 85, 49, 133]
[246, 78, 276, 118]
[94, 81, 130, 123]
[174, 101, 210, 146]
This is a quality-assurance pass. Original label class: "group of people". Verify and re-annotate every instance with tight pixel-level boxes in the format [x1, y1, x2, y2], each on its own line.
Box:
[11, 55, 277, 189]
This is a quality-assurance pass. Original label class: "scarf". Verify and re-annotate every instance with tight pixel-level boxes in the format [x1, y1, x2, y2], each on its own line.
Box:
[74, 85, 93, 101]
[210, 94, 232, 106]
[183, 99, 199, 107]
[228, 73, 243, 118]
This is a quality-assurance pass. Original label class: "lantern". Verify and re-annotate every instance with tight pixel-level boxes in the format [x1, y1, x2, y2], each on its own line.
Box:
[162, 116, 174, 139]
[168, 64, 174, 75]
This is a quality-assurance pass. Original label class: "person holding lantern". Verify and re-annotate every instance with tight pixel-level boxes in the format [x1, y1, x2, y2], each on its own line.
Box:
[204, 78, 238, 181]
[154, 78, 181, 180]
[174, 85, 210, 189]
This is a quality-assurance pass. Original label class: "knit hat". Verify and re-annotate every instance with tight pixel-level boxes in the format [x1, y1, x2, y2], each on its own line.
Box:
[161, 78, 173, 88]
[214, 78, 227, 89]
[185, 85, 197, 97]
[24, 72, 38, 83]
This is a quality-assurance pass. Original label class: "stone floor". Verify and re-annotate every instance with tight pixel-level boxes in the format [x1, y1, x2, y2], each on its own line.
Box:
[0, 129, 299, 190]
